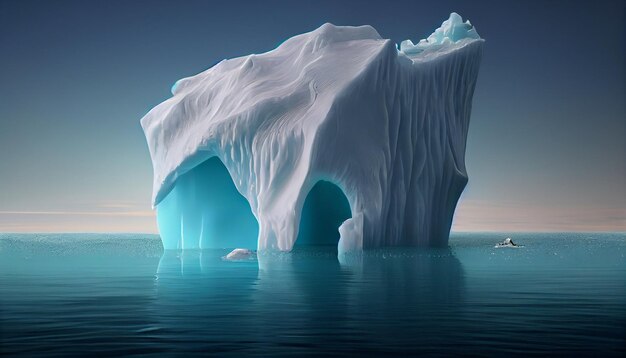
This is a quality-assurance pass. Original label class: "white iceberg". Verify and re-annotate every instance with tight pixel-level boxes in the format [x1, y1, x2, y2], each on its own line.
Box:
[141, 13, 484, 254]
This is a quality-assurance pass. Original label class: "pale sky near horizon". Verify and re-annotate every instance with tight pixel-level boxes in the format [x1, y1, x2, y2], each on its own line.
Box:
[0, 0, 624, 233]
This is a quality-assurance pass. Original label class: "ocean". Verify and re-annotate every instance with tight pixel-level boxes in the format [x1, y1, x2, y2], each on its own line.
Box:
[0, 232, 624, 356]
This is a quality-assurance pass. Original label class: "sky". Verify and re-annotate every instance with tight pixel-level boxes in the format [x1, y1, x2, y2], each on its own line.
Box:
[0, 0, 624, 233]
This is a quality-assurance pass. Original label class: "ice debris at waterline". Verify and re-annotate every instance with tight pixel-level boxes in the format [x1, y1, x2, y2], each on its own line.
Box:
[141, 13, 484, 254]
[223, 248, 256, 261]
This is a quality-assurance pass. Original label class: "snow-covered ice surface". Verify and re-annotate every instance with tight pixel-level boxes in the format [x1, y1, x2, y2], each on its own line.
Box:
[141, 13, 484, 254]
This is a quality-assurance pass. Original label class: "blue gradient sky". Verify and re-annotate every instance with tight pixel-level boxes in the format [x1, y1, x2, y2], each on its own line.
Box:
[0, 0, 624, 233]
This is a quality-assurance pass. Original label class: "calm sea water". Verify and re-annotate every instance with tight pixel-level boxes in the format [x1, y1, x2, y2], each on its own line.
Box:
[0, 232, 624, 356]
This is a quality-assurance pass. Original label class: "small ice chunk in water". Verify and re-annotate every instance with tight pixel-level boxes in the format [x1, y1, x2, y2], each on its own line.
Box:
[224, 248, 255, 260]
[495, 237, 523, 248]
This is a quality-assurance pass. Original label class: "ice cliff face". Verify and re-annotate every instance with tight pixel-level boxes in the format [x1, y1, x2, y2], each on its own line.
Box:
[141, 13, 484, 253]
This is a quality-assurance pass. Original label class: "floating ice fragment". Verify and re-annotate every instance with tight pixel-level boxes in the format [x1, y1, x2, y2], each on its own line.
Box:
[223, 248, 255, 261]
[494, 238, 524, 248]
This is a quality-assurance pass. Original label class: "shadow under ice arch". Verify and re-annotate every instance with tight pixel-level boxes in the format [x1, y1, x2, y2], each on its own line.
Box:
[156, 157, 259, 250]
[294, 180, 352, 250]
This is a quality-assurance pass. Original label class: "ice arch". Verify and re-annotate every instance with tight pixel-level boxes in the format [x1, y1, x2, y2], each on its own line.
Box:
[156, 157, 259, 250]
[294, 181, 352, 249]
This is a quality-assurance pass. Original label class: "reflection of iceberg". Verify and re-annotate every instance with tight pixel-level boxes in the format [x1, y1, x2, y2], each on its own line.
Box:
[154, 250, 261, 342]
[254, 247, 466, 349]
[153, 247, 465, 353]
[141, 13, 484, 254]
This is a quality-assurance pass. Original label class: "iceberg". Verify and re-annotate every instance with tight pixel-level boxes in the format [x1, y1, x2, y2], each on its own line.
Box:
[141, 13, 484, 254]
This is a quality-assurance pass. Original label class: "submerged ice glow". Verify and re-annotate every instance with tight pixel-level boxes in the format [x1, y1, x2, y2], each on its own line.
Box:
[141, 13, 484, 253]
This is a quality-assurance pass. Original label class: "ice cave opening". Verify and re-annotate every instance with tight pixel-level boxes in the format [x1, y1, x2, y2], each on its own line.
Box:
[294, 181, 352, 250]
[156, 157, 259, 250]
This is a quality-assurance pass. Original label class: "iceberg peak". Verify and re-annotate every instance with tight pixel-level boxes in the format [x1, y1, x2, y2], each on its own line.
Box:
[399, 12, 481, 56]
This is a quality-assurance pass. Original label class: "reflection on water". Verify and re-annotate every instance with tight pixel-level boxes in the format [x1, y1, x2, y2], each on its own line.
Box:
[1, 233, 625, 356]
[260, 248, 466, 354]
[154, 247, 467, 355]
